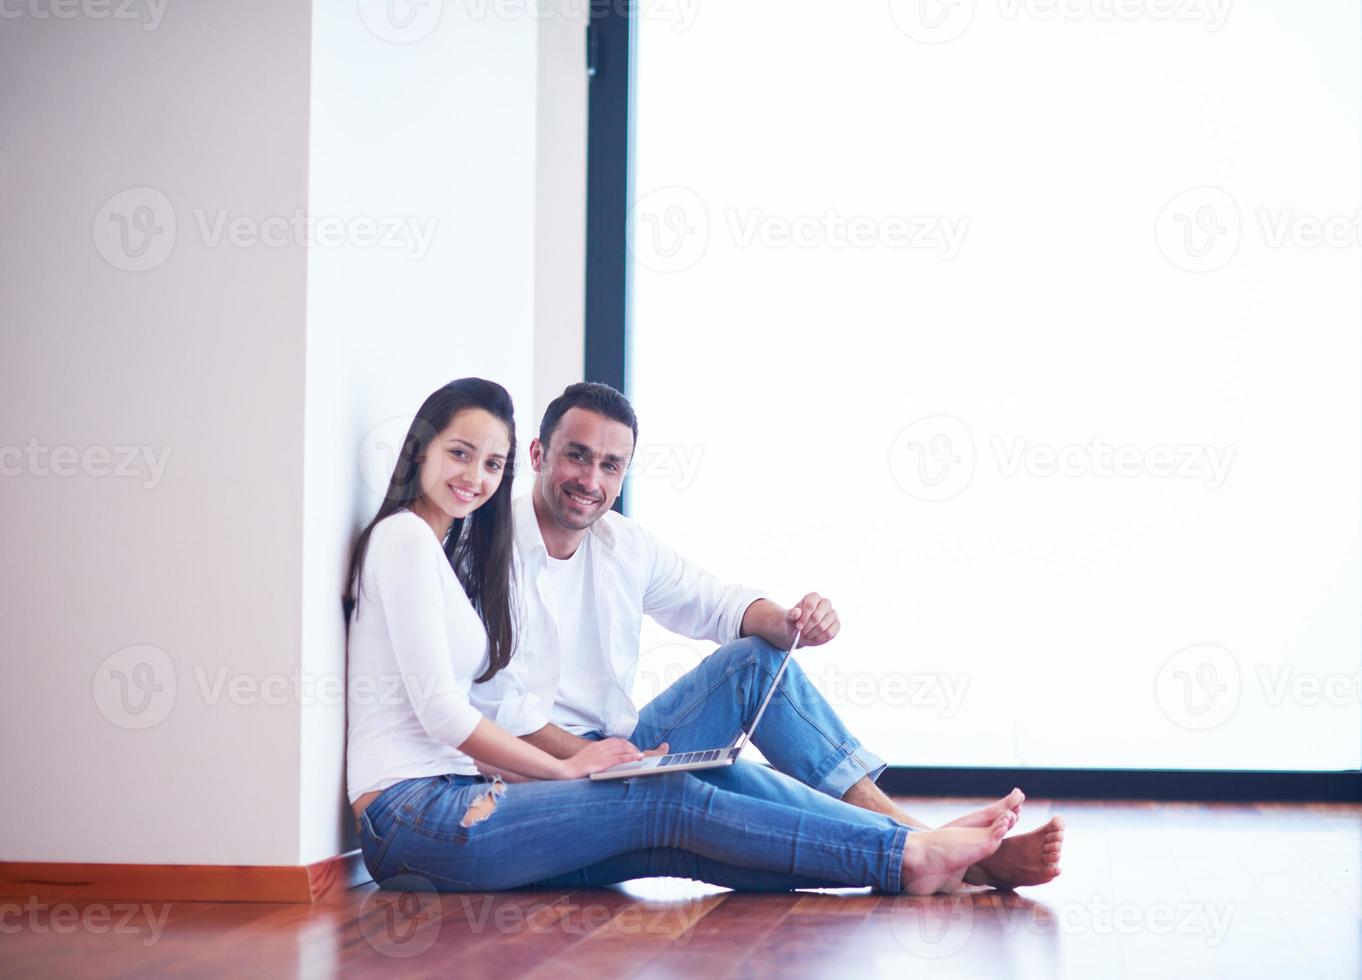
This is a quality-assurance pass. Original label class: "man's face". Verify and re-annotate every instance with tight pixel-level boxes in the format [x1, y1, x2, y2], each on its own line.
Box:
[530, 407, 634, 531]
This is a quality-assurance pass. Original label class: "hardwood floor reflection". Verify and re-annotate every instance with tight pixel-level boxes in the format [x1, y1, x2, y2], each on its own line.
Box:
[2, 798, 1357, 979]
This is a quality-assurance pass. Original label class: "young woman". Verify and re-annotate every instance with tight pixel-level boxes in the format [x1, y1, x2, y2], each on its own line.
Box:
[345, 378, 1013, 895]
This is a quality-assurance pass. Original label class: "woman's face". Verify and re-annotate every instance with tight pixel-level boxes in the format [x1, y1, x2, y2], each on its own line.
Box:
[417, 408, 512, 522]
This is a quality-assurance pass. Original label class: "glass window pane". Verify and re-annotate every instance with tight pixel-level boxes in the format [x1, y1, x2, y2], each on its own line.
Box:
[628, 2, 1361, 770]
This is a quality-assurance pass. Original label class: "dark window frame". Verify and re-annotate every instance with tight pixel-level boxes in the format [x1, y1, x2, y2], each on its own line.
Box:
[584, 0, 635, 513]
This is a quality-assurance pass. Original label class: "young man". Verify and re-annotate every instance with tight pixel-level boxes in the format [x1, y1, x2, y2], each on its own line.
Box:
[472, 383, 1063, 889]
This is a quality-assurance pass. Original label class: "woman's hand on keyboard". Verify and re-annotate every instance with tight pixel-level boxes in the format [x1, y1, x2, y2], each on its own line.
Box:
[562, 738, 645, 779]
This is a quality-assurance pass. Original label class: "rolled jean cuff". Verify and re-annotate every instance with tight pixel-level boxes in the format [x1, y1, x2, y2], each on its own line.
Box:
[810, 740, 888, 799]
[883, 821, 911, 894]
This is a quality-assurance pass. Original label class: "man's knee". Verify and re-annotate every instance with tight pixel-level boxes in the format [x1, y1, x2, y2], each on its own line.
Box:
[716, 635, 826, 722]
[712, 635, 784, 671]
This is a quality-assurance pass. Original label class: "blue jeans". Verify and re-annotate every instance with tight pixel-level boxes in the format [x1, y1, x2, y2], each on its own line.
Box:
[358, 769, 910, 894]
[526, 636, 899, 889]
[628, 636, 888, 799]
[357, 636, 908, 893]
[530, 760, 915, 889]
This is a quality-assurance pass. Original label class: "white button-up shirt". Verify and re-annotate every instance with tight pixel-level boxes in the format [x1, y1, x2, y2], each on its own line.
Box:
[470, 493, 768, 739]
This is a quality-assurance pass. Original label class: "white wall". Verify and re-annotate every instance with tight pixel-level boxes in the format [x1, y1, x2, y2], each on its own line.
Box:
[300, 1, 542, 864]
[0, 0, 583, 867]
[0, 2, 312, 864]
[532, 5, 589, 424]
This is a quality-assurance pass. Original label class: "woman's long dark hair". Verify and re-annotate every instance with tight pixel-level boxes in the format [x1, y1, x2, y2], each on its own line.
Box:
[345, 378, 518, 683]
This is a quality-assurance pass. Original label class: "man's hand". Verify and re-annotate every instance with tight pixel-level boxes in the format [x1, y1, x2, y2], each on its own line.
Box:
[641, 742, 670, 758]
[740, 596, 841, 650]
[786, 592, 840, 647]
[522, 723, 596, 760]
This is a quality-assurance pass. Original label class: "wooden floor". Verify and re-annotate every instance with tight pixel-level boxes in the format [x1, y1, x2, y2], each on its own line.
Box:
[3, 798, 1357, 979]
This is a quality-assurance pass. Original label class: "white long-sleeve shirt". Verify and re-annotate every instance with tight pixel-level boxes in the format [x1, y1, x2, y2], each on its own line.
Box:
[346, 510, 487, 804]
[470, 493, 768, 739]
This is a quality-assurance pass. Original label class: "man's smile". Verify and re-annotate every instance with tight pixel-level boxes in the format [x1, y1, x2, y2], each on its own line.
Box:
[564, 487, 600, 508]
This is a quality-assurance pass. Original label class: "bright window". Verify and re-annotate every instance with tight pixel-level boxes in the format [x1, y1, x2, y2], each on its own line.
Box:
[626, 1, 1361, 770]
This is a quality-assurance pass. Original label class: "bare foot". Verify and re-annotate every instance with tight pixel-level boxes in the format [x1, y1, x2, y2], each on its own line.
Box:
[963, 815, 1065, 889]
[939, 788, 1025, 830]
[901, 812, 1014, 895]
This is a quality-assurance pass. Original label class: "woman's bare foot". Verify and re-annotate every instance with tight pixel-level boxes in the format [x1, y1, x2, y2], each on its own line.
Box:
[963, 815, 1065, 889]
[939, 788, 1025, 830]
[901, 812, 1014, 895]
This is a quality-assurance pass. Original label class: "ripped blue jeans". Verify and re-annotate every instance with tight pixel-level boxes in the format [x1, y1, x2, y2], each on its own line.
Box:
[357, 636, 908, 893]
[357, 766, 910, 894]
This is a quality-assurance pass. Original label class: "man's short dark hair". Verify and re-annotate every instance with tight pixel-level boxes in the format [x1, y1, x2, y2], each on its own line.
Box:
[539, 382, 639, 452]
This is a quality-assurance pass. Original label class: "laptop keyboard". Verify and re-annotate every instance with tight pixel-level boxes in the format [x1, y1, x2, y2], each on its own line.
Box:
[657, 749, 724, 766]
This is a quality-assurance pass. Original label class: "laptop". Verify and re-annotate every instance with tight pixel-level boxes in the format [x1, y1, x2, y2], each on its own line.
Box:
[590, 630, 802, 780]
